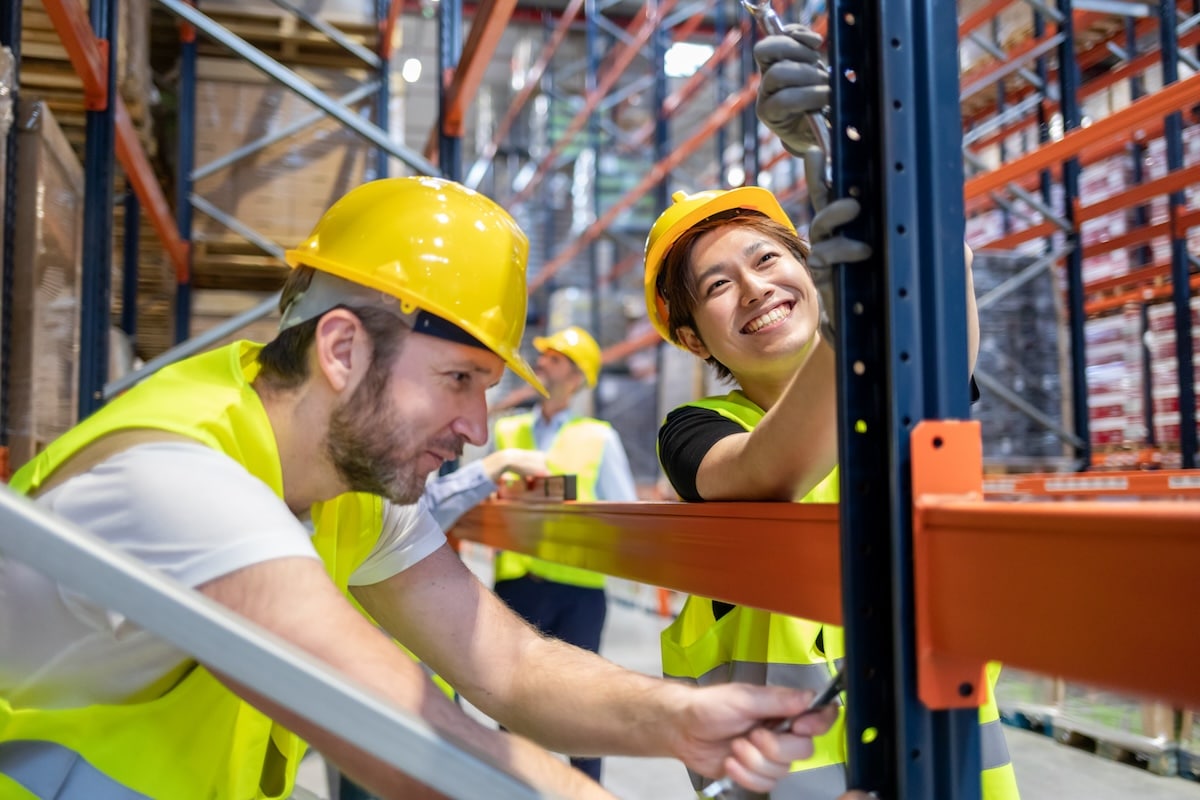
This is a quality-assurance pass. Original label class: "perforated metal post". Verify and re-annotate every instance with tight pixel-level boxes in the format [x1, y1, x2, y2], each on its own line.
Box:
[831, 0, 982, 795]
[175, 2, 198, 344]
[79, 0, 117, 417]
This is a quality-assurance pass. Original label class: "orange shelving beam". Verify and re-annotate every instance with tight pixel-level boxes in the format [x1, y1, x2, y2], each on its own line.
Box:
[42, 0, 191, 283]
[964, 72, 1200, 201]
[528, 79, 759, 292]
[452, 499, 842, 622]
[983, 469, 1200, 497]
[912, 421, 1200, 711]
[424, 0, 520, 160]
[507, 0, 684, 208]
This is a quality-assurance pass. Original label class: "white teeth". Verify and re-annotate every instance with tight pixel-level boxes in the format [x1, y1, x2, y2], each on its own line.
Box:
[743, 305, 792, 333]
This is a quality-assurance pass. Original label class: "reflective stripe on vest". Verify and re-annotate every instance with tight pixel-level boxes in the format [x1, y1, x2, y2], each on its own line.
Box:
[6, 341, 388, 800]
[492, 413, 609, 588]
[0, 740, 150, 800]
[660, 392, 1020, 799]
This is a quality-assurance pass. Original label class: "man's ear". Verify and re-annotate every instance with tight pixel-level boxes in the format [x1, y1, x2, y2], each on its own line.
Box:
[313, 308, 370, 394]
[676, 326, 710, 360]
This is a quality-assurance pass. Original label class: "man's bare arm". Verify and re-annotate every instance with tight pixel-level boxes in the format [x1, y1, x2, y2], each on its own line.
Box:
[354, 545, 835, 782]
[199, 556, 610, 799]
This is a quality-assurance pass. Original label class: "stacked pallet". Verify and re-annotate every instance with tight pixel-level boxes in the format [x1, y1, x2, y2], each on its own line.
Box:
[18, 0, 170, 363]
[147, 0, 380, 344]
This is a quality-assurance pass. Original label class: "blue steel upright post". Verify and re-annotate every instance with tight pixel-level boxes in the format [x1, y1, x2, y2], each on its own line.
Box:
[830, 0, 982, 796]
[0, 0, 21, 445]
[79, 0, 118, 417]
[374, 0, 391, 180]
[1158, 0, 1198, 468]
[1054, 0, 1091, 470]
[121, 183, 140, 339]
[175, 3, 198, 345]
[585, 0, 604, 416]
[438, 0, 463, 182]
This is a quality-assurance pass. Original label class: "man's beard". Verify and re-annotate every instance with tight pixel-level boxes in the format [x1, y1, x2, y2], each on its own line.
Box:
[325, 365, 455, 505]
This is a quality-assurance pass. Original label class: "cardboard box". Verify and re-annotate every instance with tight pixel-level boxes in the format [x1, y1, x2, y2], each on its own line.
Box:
[192, 59, 371, 249]
[8, 100, 85, 471]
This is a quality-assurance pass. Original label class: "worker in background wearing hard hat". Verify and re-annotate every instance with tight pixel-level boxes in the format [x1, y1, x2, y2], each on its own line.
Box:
[640, 25, 1018, 800]
[0, 176, 843, 800]
[421, 324, 638, 785]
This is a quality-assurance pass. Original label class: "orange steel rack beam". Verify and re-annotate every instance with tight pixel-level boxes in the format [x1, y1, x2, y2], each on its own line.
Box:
[983, 469, 1200, 497]
[528, 78, 759, 292]
[423, 0, 519, 159]
[507, 0, 684, 208]
[42, 0, 191, 283]
[453, 499, 842, 623]
[964, 71, 1200, 202]
[453, 419, 1200, 713]
[912, 421, 1200, 711]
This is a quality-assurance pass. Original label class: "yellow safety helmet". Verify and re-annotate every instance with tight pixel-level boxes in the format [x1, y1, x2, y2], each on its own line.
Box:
[286, 176, 545, 394]
[643, 187, 794, 344]
[534, 326, 602, 387]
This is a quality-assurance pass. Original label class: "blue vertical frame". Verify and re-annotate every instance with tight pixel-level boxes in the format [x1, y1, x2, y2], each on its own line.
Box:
[438, 0, 464, 182]
[374, 0, 391, 180]
[831, 0, 981, 796]
[121, 183, 140, 339]
[175, 4, 198, 345]
[1158, 0, 1198, 468]
[79, 0, 118, 418]
[1055, 0, 1090, 469]
[0, 0, 21, 445]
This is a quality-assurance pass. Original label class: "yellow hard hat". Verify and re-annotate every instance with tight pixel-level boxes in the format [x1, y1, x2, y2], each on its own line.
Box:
[534, 326, 602, 387]
[643, 187, 795, 344]
[286, 176, 544, 395]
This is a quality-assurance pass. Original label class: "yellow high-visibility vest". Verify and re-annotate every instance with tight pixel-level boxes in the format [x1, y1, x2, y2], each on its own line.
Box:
[660, 390, 1019, 799]
[4, 341, 389, 799]
[492, 412, 610, 588]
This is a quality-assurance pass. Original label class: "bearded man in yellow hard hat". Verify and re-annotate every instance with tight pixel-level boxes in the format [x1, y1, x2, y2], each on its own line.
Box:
[1, 177, 837, 800]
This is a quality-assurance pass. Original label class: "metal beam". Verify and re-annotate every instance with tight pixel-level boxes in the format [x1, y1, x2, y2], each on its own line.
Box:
[0, 488, 544, 799]
[155, 0, 440, 176]
[193, 82, 381, 180]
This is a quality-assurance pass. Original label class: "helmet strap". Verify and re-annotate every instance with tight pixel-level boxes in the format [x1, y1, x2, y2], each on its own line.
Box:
[279, 269, 486, 350]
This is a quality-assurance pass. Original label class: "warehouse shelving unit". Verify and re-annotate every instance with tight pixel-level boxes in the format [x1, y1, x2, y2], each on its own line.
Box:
[0, 0, 1197, 797]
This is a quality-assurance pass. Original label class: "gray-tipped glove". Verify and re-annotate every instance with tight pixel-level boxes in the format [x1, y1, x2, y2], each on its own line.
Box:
[754, 25, 830, 156]
[803, 148, 873, 344]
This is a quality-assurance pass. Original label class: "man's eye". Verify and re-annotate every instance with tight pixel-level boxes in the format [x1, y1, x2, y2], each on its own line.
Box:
[705, 279, 728, 296]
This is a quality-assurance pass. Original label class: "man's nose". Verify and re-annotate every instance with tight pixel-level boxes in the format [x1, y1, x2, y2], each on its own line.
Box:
[450, 395, 489, 446]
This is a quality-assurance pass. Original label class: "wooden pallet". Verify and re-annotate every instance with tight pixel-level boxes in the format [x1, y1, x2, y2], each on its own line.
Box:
[150, 5, 378, 71]
[191, 236, 290, 293]
[1051, 719, 1180, 777]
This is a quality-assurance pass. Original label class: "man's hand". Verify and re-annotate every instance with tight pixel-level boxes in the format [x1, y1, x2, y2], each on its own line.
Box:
[480, 449, 549, 482]
[670, 682, 839, 794]
[754, 24, 829, 156]
[803, 147, 872, 344]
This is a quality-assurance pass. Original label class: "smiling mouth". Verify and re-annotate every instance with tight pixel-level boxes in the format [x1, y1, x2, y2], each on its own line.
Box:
[742, 303, 794, 334]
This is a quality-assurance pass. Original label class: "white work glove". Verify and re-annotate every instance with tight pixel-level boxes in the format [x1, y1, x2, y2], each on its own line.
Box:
[803, 147, 872, 345]
[754, 25, 829, 156]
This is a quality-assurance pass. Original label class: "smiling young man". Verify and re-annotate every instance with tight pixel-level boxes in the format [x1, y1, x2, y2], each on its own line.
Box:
[0, 177, 838, 800]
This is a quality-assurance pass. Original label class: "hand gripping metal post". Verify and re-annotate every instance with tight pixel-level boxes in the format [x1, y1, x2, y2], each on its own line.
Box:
[740, 0, 833, 166]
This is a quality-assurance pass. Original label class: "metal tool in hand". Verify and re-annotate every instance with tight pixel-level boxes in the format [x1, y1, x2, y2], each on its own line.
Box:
[740, 0, 833, 169]
[696, 669, 846, 799]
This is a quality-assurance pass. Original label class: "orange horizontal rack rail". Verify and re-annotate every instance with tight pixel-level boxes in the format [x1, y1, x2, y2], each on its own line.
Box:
[452, 419, 1200, 713]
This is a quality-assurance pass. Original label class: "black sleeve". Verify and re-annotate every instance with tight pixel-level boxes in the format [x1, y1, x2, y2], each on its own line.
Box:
[970, 375, 980, 403]
[658, 405, 746, 502]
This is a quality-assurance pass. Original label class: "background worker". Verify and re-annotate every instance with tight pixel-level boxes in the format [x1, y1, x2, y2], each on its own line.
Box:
[640, 25, 1017, 800]
[422, 325, 637, 784]
[0, 177, 838, 800]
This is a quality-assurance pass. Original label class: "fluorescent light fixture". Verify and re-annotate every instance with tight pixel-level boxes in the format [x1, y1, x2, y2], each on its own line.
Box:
[401, 58, 422, 83]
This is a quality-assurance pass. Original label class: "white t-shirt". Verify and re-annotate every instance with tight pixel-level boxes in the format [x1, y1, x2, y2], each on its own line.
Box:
[0, 442, 445, 710]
